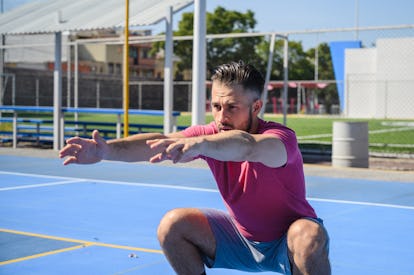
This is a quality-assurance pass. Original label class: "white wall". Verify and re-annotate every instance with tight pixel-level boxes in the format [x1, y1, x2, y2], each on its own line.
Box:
[5, 34, 69, 63]
[377, 38, 414, 119]
[345, 48, 377, 118]
[345, 37, 414, 119]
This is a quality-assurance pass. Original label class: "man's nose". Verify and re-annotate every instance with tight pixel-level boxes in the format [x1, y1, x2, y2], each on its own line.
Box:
[218, 109, 229, 123]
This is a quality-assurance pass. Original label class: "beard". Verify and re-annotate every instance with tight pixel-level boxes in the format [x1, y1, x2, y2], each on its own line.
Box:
[217, 106, 253, 133]
[217, 123, 234, 132]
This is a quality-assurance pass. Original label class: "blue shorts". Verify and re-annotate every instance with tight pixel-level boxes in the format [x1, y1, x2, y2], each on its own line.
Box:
[201, 208, 327, 274]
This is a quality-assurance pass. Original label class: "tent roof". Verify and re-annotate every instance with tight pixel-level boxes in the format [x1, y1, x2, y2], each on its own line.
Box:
[268, 81, 331, 90]
[0, 0, 193, 35]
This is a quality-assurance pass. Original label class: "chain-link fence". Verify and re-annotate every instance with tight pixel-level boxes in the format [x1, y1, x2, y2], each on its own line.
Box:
[289, 26, 414, 118]
[2, 26, 413, 115]
[285, 26, 414, 157]
[1, 25, 413, 156]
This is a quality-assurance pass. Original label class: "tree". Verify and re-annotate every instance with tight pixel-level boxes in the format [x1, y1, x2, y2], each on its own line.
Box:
[151, 7, 266, 79]
[150, 6, 337, 111]
[205, 7, 264, 74]
[306, 43, 335, 80]
[306, 43, 339, 111]
[255, 38, 315, 81]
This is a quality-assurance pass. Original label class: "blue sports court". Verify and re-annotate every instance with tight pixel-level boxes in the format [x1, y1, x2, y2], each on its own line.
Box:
[0, 152, 413, 274]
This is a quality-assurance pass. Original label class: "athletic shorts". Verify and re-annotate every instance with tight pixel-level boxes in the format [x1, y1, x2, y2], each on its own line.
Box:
[200, 208, 328, 274]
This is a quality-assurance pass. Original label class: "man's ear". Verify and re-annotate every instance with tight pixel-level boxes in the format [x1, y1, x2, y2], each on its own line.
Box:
[253, 100, 263, 114]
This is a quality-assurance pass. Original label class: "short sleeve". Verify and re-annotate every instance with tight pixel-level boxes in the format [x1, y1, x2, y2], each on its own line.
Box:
[259, 120, 301, 165]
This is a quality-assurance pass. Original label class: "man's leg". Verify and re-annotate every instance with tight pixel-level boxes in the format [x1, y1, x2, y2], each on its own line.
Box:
[287, 218, 331, 275]
[157, 208, 216, 275]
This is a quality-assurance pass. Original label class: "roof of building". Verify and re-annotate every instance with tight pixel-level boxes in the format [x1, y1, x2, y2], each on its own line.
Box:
[0, 0, 193, 35]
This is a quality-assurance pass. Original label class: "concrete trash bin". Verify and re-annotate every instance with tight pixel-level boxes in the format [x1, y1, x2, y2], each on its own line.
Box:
[332, 121, 369, 168]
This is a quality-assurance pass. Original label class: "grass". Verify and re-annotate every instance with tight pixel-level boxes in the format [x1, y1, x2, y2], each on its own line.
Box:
[266, 115, 414, 155]
[1, 112, 413, 155]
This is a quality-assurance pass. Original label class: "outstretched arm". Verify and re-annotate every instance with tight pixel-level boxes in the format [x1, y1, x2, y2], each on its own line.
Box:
[59, 130, 185, 165]
[147, 130, 287, 168]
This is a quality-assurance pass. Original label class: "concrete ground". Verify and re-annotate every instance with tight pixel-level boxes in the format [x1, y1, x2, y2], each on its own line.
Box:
[1, 147, 413, 183]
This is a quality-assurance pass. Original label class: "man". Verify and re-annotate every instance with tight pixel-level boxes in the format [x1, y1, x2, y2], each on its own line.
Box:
[59, 61, 330, 275]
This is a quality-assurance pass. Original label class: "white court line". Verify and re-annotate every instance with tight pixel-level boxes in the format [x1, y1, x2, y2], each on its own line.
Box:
[90, 178, 219, 193]
[0, 179, 85, 191]
[308, 197, 414, 210]
[1, 170, 413, 210]
[0, 170, 218, 193]
[297, 126, 413, 140]
[0, 170, 79, 180]
[369, 126, 413, 134]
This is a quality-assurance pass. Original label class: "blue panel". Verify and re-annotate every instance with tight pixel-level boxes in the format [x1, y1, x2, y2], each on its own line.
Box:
[329, 41, 361, 112]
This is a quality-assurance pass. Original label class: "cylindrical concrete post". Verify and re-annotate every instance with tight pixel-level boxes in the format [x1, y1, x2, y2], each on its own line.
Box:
[332, 121, 369, 168]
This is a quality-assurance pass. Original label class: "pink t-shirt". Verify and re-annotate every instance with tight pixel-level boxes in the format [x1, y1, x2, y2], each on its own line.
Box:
[182, 119, 317, 242]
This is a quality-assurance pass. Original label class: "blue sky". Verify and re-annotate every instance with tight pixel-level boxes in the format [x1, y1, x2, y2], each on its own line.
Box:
[3, 0, 413, 33]
[203, 0, 413, 33]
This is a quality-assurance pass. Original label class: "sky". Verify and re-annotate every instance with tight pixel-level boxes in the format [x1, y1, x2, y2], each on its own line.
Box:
[199, 0, 413, 33]
[2, 0, 413, 47]
[3, 0, 413, 32]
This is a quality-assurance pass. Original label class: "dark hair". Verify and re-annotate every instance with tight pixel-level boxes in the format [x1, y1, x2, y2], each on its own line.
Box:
[211, 61, 265, 99]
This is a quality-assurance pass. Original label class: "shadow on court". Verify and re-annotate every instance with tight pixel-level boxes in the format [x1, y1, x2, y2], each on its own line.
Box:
[0, 153, 413, 274]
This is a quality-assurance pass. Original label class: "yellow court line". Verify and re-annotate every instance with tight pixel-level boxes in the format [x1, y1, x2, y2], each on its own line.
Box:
[0, 228, 163, 265]
[0, 244, 91, 266]
[96, 241, 163, 254]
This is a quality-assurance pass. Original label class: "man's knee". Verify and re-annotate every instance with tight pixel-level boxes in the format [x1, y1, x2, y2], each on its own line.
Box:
[287, 219, 329, 260]
[157, 208, 187, 244]
[157, 208, 211, 246]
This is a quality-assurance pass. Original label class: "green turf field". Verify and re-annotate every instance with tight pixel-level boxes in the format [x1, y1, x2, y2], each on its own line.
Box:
[1, 112, 413, 155]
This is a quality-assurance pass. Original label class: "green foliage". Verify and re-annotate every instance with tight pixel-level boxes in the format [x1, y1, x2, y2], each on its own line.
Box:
[305, 43, 339, 109]
[287, 41, 314, 80]
[205, 7, 263, 72]
[150, 6, 340, 109]
[151, 6, 266, 77]
[150, 6, 338, 91]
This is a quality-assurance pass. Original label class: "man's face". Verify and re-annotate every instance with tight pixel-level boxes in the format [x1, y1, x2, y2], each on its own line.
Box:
[211, 81, 261, 133]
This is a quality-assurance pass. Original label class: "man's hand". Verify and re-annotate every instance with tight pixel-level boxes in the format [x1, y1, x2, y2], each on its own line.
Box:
[149, 130, 287, 168]
[146, 137, 202, 164]
[59, 130, 108, 165]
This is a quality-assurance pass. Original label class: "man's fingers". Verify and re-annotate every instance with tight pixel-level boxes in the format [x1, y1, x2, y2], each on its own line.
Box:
[92, 130, 104, 145]
[149, 152, 164, 163]
[172, 151, 183, 163]
[59, 144, 82, 158]
[146, 139, 158, 146]
[146, 139, 164, 148]
[63, 156, 77, 166]
[147, 139, 188, 163]
[167, 142, 184, 153]
[65, 136, 83, 144]
[147, 139, 175, 149]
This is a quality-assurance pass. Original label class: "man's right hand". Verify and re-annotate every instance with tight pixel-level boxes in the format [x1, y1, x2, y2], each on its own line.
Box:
[59, 130, 108, 165]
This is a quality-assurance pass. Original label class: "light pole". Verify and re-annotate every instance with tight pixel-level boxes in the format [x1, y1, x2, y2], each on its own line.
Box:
[355, 0, 359, 40]
[0, 0, 4, 107]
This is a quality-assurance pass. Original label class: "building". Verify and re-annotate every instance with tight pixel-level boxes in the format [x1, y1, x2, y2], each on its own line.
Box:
[4, 29, 158, 78]
[345, 37, 414, 119]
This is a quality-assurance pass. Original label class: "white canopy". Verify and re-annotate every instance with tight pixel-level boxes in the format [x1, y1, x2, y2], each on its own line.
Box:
[0, 0, 193, 35]
[0, 0, 204, 151]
